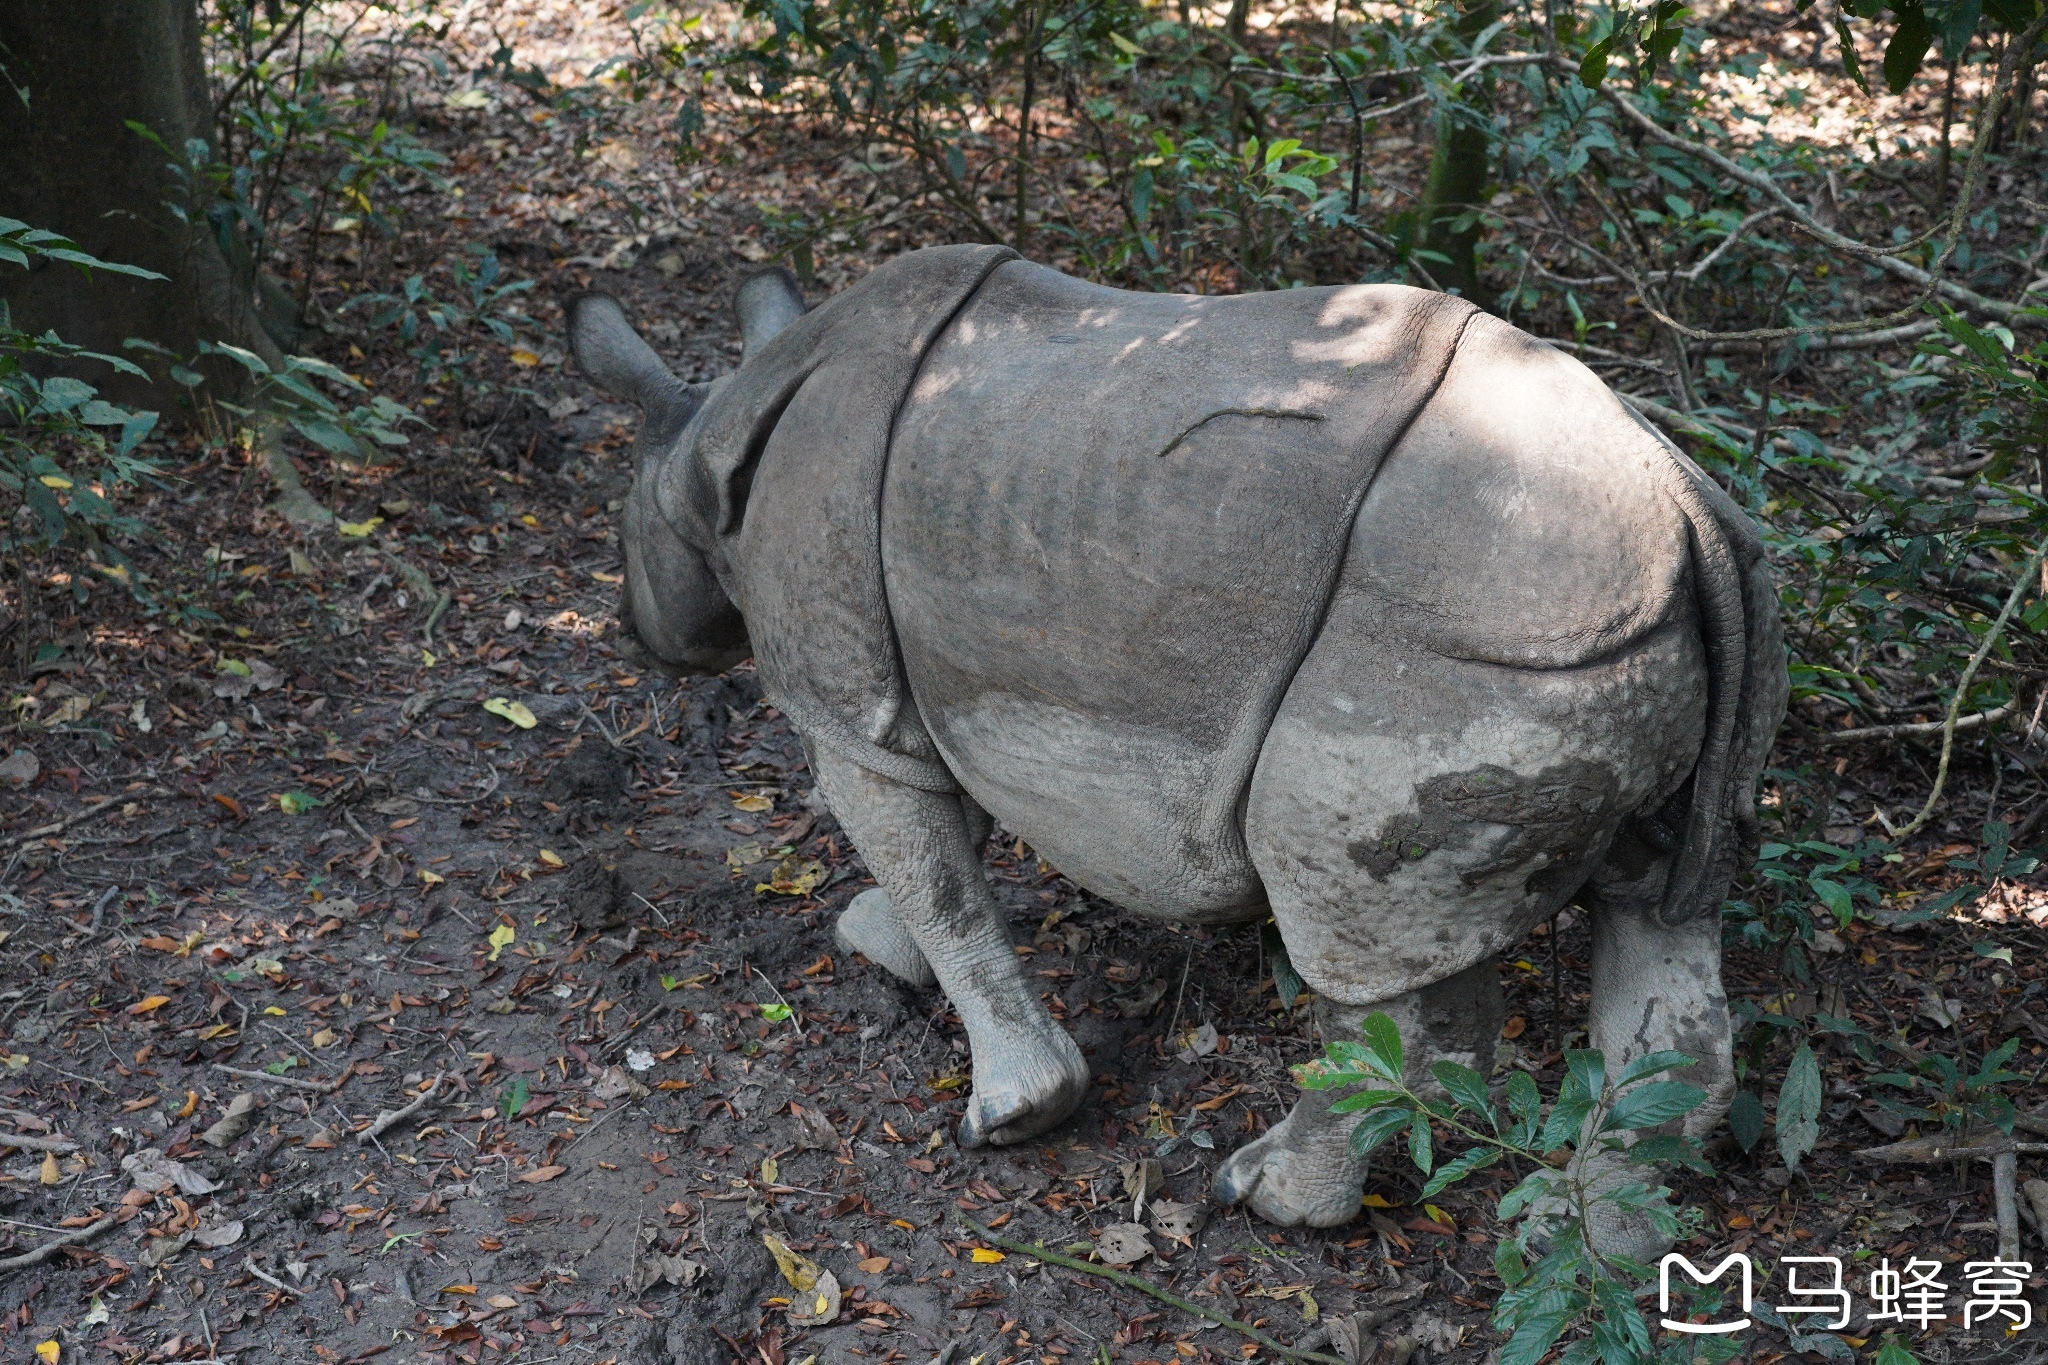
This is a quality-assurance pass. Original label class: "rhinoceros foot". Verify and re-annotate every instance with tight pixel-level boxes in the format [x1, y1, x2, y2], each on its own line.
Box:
[955, 1022, 1089, 1148]
[834, 889, 937, 988]
[1213, 1104, 1370, 1228]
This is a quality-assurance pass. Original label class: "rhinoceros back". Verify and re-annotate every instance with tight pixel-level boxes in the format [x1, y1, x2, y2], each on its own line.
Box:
[882, 262, 1476, 917]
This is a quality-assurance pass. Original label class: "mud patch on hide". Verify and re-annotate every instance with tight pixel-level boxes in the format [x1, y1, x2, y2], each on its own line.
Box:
[1349, 760, 1617, 886]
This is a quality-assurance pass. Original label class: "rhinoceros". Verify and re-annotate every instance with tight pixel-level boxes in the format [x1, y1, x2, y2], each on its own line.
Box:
[566, 244, 1786, 1252]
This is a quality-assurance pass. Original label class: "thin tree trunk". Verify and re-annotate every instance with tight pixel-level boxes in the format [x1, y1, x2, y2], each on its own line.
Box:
[1936, 53, 1959, 210]
[1015, 1, 1042, 251]
[0, 0, 282, 415]
[1415, 0, 1499, 307]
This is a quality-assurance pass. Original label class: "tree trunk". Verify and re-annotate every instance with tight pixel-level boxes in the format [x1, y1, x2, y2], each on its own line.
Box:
[0, 0, 278, 415]
[1415, 0, 1499, 307]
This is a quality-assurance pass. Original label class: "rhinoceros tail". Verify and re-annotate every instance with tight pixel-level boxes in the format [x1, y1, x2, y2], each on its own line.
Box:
[1636, 414, 1789, 926]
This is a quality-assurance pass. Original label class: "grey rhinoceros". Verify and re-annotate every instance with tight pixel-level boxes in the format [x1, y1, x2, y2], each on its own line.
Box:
[566, 244, 1787, 1252]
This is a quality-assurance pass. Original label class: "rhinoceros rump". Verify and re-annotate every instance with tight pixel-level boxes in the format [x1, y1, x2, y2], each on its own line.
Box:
[568, 247, 1787, 1255]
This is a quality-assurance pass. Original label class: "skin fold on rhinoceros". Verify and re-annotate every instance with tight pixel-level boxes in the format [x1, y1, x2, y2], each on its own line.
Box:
[566, 244, 1788, 1257]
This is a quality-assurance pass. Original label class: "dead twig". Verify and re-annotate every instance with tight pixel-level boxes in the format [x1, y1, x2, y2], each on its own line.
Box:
[1822, 703, 2016, 747]
[0, 797, 123, 852]
[0, 1214, 116, 1274]
[961, 1219, 1347, 1365]
[1855, 1136, 2048, 1162]
[242, 1256, 300, 1297]
[0, 1132, 79, 1154]
[357, 1073, 443, 1145]
[212, 1062, 345, 1094]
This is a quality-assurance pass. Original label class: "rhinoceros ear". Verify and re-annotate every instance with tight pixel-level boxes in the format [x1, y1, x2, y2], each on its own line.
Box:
[734, 267, 808, 364]
[567, 292, 692, 415]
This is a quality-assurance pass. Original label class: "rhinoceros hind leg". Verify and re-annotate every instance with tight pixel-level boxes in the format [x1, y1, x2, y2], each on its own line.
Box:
[1560, 837, 1736, 1261]
[835, 888, 937, 988]
[1216, 964, 1501, 1225]
[811, 745, 1088, 1147]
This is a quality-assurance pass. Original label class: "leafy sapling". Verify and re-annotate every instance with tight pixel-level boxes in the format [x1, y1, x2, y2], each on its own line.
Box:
[1298, 1013, 1730, 1365]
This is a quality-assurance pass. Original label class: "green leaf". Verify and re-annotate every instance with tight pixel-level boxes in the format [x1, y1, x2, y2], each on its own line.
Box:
[1562, 1049, 1606, 1106]
[1578, 35, 1613, 88]
[1728, 1089, 1765, 1152]
[1505, 1070, 1541, 1125]
[1407, 1110, 1433, 1175]
[1419, 1144, 1498, 1198]
[1538, 1096, 1595, 1151]
[1327, 1088, 1406, 1113]
[760, 1001, 793, 1022]
[277, 791, 321, 815]
[1430, 1060, 1493, 1118]
[1873, 1333, 1920, 1365]
[1831, 10, 1869, 90]
[499, 1077, 531, 1121]
[1882, 2, 1933, 93]
[1347, 1103, 1414, 1157]
[1360, 1011, 1404, 1079]
[1602, 1081, 1708, 1132]
[1493, 1234, 1528, 1288]
[1263, 922, 1304, 1009]
[1776, 1042, 1822, 1170]
[1808, 875, 1854, 928]
[1496, 1290, 1576, 1365]
[1615, 1049, 1696, 1088]
[1497, 1167, 1563, 1220]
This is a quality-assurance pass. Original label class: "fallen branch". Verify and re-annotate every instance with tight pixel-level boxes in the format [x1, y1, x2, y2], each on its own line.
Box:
[357, 1073, 443, 1145]
[0, 797, 123, 852]
[0, 1132, 79, 1154]
[212, 1062, 345, 1094]
[242, 1255, 301, 1297]
[961, 1219, 1347, 1365]
[1994, 1151, 2021, 1263]
[0, 1214, 116, 1274]
[1855, 1136, 2048, 1163]
[1822, 703, 2015, 747]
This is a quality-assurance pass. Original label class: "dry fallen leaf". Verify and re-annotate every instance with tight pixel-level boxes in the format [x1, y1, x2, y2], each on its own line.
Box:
[192, 1219, 244, 1249]
[515, 1165, 566, 1184]
[732, 792, 773, 813]
[38, 1151, 60, 1185]
[126, 995, 171, 1015]
[201, 1093, 260, 1148]
[857, 1255, 891, 1274]
[762, 1233, 821, 1292]
[1149, 1199, 1206, 1245]
[482, 697, 537, 729]
[970, 1248, 1004, 1264]
[1095, 1223, 1154, 1266]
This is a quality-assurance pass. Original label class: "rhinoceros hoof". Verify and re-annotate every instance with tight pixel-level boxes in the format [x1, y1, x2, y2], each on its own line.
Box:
[956, 1029, 1089, 1148]
[1213, 1116, 1369, 1228]
[834, 889, 937, 988]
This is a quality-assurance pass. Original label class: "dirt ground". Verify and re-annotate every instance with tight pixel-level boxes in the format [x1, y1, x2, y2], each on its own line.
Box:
[2, 2, 2046, 1363]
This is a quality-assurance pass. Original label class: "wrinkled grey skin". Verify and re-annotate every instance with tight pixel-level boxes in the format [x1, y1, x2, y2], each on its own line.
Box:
[567, 257, 1787, 1258]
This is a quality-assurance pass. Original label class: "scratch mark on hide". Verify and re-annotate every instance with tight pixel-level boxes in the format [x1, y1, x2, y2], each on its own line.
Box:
[1157, 408, 1325, 458]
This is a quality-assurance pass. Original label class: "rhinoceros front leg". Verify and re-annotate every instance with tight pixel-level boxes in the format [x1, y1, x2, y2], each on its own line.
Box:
[812, 745, 1088, 1146]
[1215, 959, 1502, 1226]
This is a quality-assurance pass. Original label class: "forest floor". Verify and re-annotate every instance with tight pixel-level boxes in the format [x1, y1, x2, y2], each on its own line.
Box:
[1, 3, 2047, 1364]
